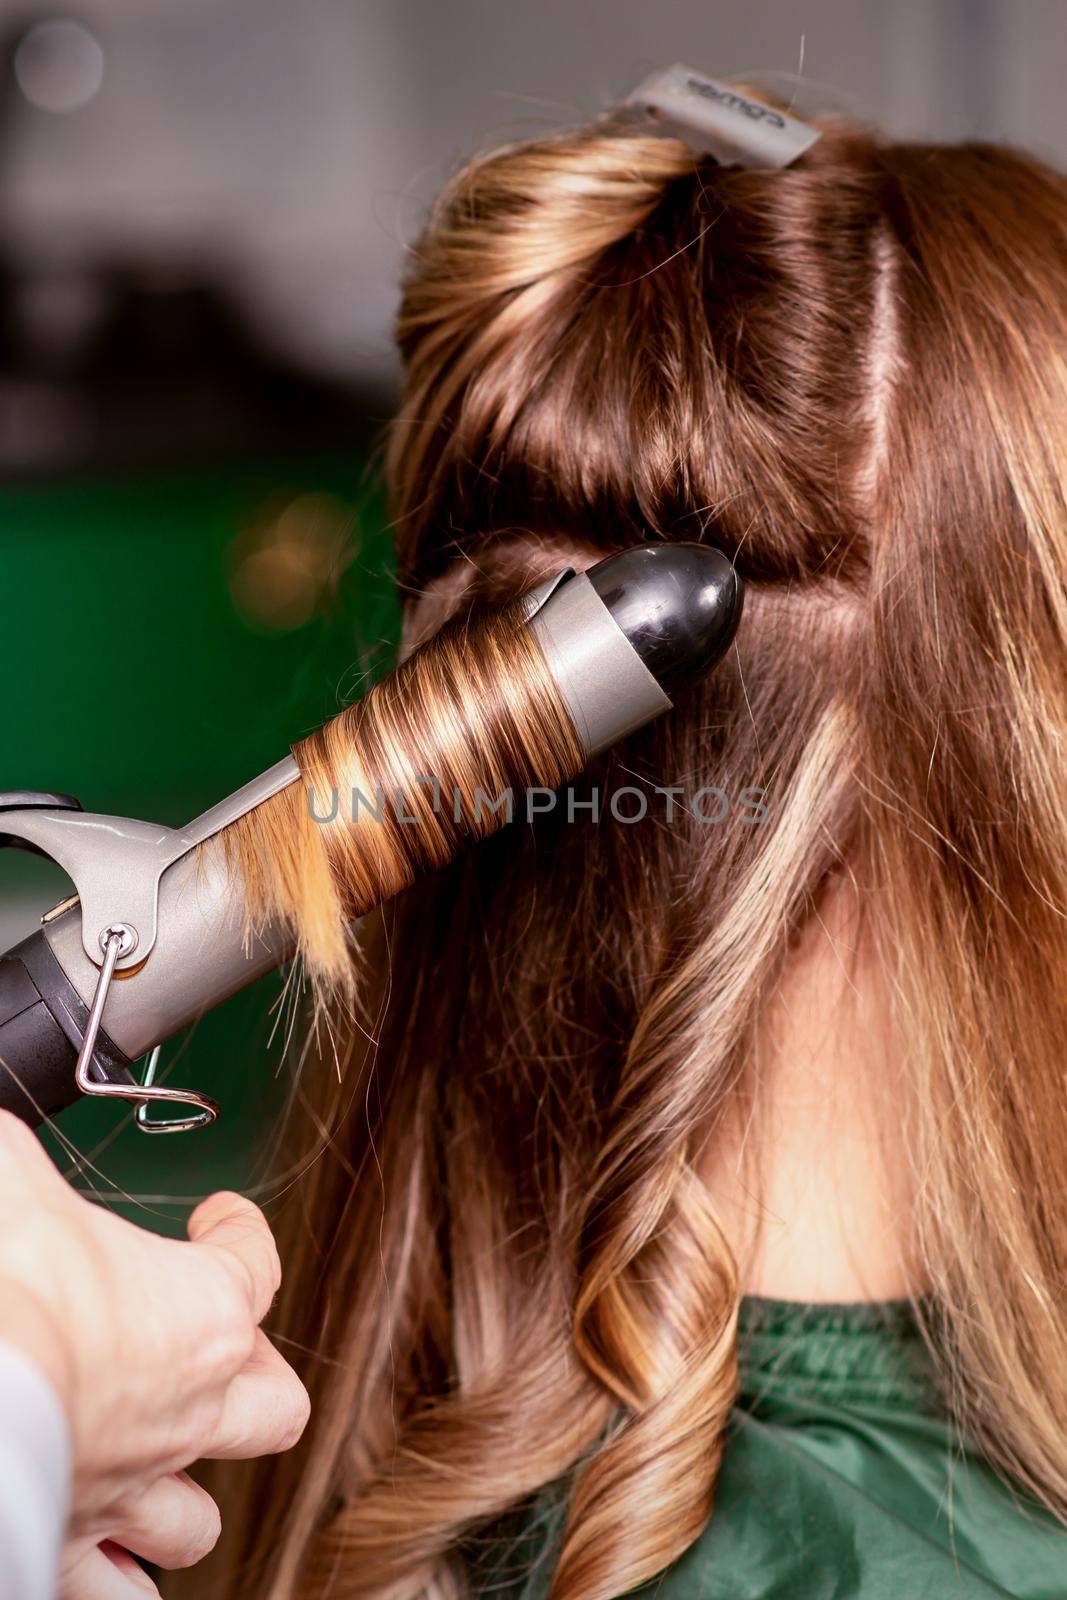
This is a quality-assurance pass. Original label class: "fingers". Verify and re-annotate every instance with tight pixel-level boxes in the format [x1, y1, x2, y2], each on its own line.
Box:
[187, 1191, 281, 1322]
[61, 1542, 160, 1598]
[204, 1328, 311, 1459]
[107, 1472, 221, 1570]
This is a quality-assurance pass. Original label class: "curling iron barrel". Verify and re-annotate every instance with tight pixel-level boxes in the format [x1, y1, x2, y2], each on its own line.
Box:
[0, 545, 742, 1130]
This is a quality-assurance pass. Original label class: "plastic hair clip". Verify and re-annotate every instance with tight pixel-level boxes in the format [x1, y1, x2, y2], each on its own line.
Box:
[618, 63, 821, 170]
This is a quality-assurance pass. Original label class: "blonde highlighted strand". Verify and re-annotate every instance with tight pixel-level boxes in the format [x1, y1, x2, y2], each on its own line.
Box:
[224, 596, 583, 995]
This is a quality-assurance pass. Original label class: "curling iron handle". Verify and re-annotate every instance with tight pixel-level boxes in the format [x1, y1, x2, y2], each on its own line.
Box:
[0, 836, 291, 1129]
[0, 931, 137, 1125]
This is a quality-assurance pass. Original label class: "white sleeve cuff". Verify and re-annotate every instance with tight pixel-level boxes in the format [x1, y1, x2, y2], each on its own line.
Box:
[0, 1340, 72, 1600]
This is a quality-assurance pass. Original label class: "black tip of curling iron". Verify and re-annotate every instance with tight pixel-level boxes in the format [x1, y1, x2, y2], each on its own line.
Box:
[587, 543, 743, 696]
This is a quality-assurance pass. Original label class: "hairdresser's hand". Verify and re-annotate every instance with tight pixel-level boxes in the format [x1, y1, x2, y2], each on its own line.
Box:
[0, 1110, 309, 1597]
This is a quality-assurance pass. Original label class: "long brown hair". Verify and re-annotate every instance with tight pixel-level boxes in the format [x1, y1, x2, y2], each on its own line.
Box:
[197, 104, 1067, 1600]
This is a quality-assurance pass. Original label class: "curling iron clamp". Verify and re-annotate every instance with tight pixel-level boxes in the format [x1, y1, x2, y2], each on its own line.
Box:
[0, 544, 742, 1133]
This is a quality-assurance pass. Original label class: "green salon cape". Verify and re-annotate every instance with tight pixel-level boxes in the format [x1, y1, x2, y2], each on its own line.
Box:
[469, 1299, 1067, 1598]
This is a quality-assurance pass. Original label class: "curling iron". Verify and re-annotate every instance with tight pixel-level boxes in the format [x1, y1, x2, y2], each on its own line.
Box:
[0, 544, 742, 1132]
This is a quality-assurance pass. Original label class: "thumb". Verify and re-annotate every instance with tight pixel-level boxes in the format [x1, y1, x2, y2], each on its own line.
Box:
[186, 1191, 281, 1323]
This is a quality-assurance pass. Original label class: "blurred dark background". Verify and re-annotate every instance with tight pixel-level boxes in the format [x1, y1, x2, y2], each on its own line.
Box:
[1, 0, 1063, 1226]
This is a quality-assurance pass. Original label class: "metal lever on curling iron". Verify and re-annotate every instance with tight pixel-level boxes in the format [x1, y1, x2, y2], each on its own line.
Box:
[74, 923, 218, 1131]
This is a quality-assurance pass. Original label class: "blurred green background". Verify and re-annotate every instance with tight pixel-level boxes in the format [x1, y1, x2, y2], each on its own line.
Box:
[0, 452, 398, 1234]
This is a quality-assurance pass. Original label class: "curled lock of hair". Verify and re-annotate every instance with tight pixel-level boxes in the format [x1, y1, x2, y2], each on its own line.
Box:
[223, 595, 584, 995]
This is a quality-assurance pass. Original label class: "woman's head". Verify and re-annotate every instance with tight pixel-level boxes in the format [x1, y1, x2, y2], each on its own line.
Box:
[214, 103, 1067, 1600]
